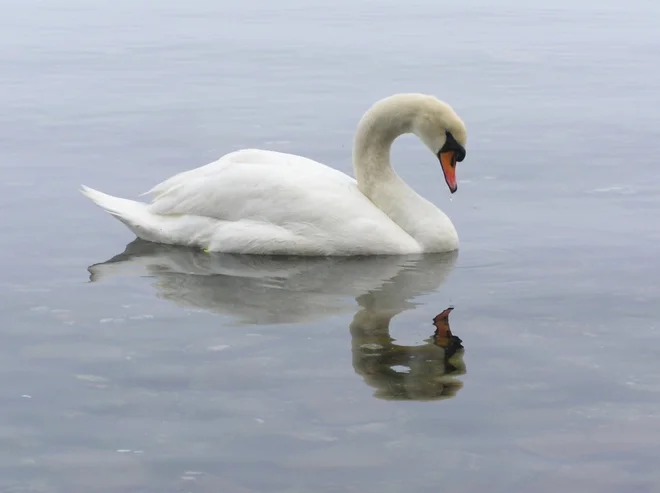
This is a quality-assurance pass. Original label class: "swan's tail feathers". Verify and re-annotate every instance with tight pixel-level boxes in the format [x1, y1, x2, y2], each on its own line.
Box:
[80, 185, 143, 217]
[80, 185, 152, 239]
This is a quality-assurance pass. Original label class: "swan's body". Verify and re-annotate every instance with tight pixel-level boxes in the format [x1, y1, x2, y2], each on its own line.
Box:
[81, 93, 468, 256]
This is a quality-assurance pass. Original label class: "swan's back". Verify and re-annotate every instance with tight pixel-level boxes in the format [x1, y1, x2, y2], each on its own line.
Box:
[145, 149, 339, 198]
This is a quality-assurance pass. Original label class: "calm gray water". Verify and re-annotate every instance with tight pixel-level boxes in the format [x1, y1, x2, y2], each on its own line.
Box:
[2, 0, 660, 491]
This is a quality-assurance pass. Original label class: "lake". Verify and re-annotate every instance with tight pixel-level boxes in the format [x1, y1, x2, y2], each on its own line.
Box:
[1, 0, 660, 491]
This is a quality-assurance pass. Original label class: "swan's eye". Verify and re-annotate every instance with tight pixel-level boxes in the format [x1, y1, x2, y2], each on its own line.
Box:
[441, 131, 466, 162]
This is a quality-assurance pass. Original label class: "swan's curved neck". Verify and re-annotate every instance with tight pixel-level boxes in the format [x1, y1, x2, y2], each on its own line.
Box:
[350, 94, 458, 251]
[352, 96, 421, 194]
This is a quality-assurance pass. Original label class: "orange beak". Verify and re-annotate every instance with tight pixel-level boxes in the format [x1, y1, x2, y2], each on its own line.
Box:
[439, 151, 458, 194]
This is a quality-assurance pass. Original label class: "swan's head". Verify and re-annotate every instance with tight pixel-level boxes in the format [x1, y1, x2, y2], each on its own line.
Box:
[354, 93, 468, 194]
[411, 95, 467, 194]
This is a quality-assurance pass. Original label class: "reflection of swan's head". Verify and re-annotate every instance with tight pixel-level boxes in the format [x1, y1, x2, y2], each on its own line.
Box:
[355, 93, 467, 194]
[351, 306, 466, 401]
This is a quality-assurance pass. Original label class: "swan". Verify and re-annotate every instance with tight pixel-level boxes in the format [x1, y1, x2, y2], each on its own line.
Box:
[81, 93, 467, 256]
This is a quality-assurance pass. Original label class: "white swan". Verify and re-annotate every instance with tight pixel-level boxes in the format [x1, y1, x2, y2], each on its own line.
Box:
[81, 93, 467, 256]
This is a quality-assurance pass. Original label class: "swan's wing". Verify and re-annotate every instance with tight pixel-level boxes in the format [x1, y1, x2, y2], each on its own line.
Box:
[144, 149, 336, 199]
[136, 148, 420, 254]
[146, 149, 374, 224]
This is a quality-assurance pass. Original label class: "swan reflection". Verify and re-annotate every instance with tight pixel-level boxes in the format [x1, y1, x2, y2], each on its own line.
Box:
[89, 239, 466, 401]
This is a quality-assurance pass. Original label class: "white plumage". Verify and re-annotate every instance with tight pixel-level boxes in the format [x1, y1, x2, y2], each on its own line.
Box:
[81, 93, 468, 256]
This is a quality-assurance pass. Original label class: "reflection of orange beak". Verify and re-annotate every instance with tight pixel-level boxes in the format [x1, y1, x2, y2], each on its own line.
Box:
[439, 151, 457, 194]
[432, 306, 454, 347]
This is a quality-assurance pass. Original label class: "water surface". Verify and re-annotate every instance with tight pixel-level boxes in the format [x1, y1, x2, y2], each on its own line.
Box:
[2, 0, 660, 491]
